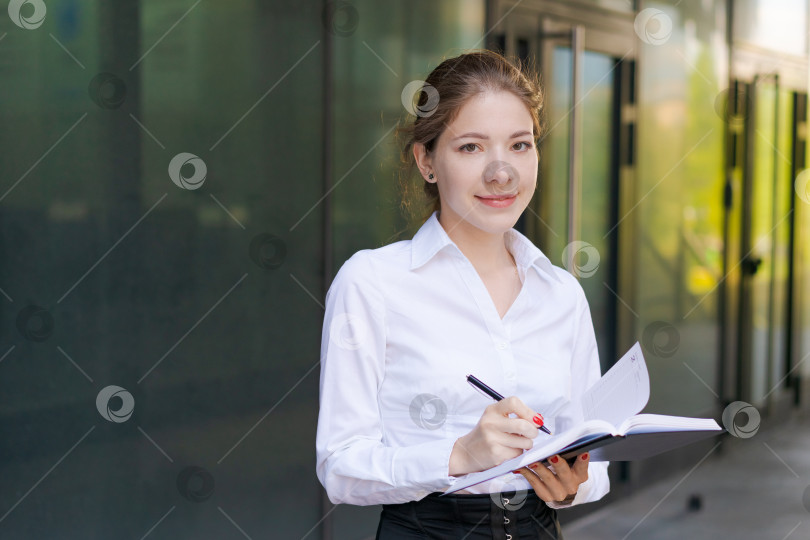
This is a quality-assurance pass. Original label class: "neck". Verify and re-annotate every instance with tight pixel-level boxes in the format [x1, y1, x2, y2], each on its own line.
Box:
[437, 210, 516, 276]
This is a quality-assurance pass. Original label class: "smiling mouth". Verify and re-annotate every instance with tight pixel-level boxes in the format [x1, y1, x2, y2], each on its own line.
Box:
[476, 194, 517, 200]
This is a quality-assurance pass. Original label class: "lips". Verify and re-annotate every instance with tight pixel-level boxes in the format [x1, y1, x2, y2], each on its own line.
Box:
[476, 194, 516, 200]
[476, 195, 517, 208]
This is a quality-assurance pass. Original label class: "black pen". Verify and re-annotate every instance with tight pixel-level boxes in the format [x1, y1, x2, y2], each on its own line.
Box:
[466, 374, 552, 435]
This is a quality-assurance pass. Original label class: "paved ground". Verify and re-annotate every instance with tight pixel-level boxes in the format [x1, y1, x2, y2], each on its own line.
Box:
[564, 409, 810, 540]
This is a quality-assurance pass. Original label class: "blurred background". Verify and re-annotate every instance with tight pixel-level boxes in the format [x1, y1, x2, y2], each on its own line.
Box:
[0, 0, 808, 538]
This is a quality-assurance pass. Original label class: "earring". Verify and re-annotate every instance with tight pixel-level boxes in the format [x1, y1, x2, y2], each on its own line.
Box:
[428, 173, 434, 180]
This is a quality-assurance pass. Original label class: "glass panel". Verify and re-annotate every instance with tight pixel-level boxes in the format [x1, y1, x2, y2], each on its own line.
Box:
[750, 81, 778, 404]
[0, 1, 325, 537]
[543, 46, 572, 259]
[733, 0, 808, 57]
[801, 125, 810, 379]
[767, 89, 798, 398]
[749, 82, 794, 404]
[331, 0, 486, 270]
[772, 88, 793, 393]
[541, 48, 615, 372]
[330, 2, 485, 536]
[636, 0, 728, 416]
[579, 51, 616, 373]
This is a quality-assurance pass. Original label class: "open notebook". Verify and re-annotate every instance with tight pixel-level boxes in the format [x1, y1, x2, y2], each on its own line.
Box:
[443, 342, 724, 495]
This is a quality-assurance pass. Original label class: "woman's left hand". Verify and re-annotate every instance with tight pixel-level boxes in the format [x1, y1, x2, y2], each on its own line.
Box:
[512, 452, 589, 504]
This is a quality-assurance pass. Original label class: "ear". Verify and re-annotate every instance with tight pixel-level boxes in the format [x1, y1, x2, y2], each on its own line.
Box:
[413, 142, 435, 183]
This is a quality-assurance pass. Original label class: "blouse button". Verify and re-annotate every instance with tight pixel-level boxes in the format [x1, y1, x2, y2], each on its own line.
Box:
[498, 342, 508, 350]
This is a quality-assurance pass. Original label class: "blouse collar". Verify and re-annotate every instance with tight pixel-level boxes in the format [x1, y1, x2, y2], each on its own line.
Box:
[409, 210, 563, 284]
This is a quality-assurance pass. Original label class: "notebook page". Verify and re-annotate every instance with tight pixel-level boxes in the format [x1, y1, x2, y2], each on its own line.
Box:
[619, 413, 722, 434]
[580, 342, 650, 426]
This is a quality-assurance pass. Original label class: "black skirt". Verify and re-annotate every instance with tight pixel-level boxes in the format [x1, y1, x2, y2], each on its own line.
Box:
[375, 490, 564, 540]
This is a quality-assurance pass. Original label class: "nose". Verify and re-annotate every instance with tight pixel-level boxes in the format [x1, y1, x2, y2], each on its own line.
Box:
[491, 167, 510, 184]
[482, 160, 520, 196]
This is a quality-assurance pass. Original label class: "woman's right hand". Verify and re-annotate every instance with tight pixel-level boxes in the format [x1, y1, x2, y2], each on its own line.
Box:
[448, 396, 546, 477]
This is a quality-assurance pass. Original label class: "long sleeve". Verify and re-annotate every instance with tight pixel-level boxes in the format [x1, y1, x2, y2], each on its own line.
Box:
[315, 251, 460, 506]
[545, 273, 610, 509]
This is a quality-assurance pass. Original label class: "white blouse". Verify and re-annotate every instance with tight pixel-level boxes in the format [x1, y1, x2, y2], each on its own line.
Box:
[315, 210, 610, 508]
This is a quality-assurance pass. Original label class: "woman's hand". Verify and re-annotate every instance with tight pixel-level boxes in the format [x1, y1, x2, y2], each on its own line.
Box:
[448, 396, 546, 477]
[513, 452, 590, 504]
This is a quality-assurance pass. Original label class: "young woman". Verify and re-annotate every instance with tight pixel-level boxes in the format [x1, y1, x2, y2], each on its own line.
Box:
[316, 49, 610, 539]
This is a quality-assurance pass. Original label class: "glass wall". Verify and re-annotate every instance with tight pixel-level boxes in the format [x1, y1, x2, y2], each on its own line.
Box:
[635, 0, 728, 416]
[1, 0, 325, 537]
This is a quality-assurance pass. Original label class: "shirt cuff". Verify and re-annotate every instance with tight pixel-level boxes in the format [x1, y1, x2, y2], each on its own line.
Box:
[393, 435, 460, 498]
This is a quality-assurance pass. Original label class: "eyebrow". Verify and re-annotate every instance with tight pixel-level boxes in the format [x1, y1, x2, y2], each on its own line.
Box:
[452, 130, 532, 140]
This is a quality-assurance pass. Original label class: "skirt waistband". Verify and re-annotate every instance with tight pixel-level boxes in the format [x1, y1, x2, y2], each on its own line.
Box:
[379, 490, 561, 540]
[415, 490, 543, 515]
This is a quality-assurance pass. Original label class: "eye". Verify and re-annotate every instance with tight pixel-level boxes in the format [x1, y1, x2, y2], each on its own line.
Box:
[513, 141, 533, 151]
[459, 143, 479, 152]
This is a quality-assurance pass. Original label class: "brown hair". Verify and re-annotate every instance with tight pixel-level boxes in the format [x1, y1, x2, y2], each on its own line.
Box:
[395, 49, 545, 228]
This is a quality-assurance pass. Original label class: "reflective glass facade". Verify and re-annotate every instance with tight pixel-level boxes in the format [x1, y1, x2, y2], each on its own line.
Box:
[1, 1, 808, 538]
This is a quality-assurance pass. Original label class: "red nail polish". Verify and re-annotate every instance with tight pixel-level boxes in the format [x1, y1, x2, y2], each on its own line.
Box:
[512, 470, 521, 474]
[529, 463, 538, 469]
[581, 453, 589, 460]
[550, 456, 559, 464]
[533, 415, 544, 426]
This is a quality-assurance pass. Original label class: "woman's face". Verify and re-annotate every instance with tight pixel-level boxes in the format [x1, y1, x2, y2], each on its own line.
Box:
[423, 90, 538, 236]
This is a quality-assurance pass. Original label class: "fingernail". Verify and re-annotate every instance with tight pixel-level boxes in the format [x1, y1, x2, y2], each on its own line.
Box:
[581, 453, 589, 460]
[512, 470, 522, 474]
[529, 463, 538, 469]
[533, 415, 544, 426]
[550, 456, 559, 464]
